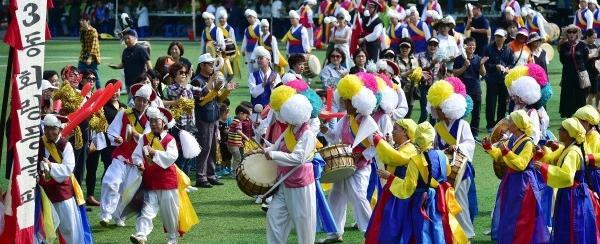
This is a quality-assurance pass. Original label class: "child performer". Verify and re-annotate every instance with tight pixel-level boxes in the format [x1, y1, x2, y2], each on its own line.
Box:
[38, 114, 89, 243]
[482, 110, 550, 243]
[320, 74, 380, 243]
[100, 83, 153, 226]
[427, 79, 477, 240]
[534, 118, 600, 243]
[574, 105, 600, 195]
[264, 85, 318, 244]
[364, 119, 418, 243]
[129, 107, 179, 244]
[369, 122, 466, 243]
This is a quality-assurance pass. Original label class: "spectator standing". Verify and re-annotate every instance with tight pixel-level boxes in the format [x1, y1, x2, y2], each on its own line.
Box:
[508, 28, 532, 67]
[168, 41, 192, 73]
[585, 29, 600, 106]
[321, 48, 349, 89]
[79, 15, 101, 89]
[331, 9, 352, 68]
[453, 37, 488, 138]
[558, 25, 589, 118]
[528, 32, 548, 73]
[136, 2, 150, 38]
[415, 37, 442, 123]
[167, 63, 197, 175]
[191, 54, 235, 188]
[465, 3, 490, 56]
[109, 29, 152, 91]
[396, 38, 418, 117]
[434, 16, 460, 75]
[483, 29, 514, 131]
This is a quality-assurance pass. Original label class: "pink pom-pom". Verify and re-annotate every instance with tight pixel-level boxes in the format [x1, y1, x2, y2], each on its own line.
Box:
[526, 63, 548, 87]
[376, 73, 394, 88]
[285, 79, 309, 92]
[356, 72, 378, 94]
[445, 77, 467, 97]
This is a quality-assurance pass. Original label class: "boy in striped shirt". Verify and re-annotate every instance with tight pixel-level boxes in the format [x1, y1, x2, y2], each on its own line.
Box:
[227, 105, 252, 175]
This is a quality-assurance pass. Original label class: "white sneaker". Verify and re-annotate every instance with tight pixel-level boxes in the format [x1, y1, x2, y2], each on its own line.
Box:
[116, 219, 126, 227]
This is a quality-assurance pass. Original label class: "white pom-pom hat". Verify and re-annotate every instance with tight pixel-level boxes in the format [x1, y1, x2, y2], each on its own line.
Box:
[510, 76, 541, 105]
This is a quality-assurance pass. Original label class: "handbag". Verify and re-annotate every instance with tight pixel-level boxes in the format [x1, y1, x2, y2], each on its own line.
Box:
[572, 44, 591, 89]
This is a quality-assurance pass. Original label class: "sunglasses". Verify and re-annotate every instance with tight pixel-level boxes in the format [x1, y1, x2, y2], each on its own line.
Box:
[330, 54, 342, 58]
[567, 30, 578, 34]
[178, 70, 188, 75]
[84, 76, 96, 80]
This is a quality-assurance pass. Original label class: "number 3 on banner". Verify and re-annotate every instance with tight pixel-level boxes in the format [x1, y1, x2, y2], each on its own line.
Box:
[22, 3, 40, 27]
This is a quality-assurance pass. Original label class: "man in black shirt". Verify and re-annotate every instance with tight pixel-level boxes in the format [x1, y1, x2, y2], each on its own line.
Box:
[465, 4, 490, 56]
[109, 29, 152, 90]
[483, 29, 514, 131]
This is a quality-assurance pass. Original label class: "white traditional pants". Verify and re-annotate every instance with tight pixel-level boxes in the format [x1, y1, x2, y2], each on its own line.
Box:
[267, 182, 316, 244]
[245, 51, 256, 74]
[327, 166, 372, 237]
[455, 176, 475, 238]
[100, 158, 142, 221]
[54, 197, 85, 244]
[135, 189, 180, 243]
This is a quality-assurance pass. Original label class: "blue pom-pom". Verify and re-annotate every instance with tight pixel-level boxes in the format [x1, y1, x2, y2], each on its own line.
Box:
[301, 88, 324, 118]
[464, 95, 473, 118]
[539, 84, 553, 107]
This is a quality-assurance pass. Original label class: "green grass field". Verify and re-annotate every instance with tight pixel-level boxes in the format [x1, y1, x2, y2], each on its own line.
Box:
[0, 40, 566, 243]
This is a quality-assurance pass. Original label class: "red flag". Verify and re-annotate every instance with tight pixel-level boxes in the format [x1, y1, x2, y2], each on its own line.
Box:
[349, 12, 363, 56]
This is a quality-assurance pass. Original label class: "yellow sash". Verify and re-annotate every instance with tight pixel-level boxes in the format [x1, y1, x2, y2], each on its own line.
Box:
[409, 23, 425, 38]
[282, 29, 300, 43]
[283, 126, 320, 154]
[39, 188, 57, 243]
[220, 26, 230, 38]
[125, 109, 144, 133]
[434, 122, 457, 146]
[259, 35, 289, 75]
[145, 134, 166, 163]
[42, 136, 85, 205]
[350, 115, 371, 148]
[248, 25, 258, 40]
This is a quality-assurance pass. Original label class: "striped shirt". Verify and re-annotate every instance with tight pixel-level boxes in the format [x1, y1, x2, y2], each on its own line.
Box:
[227, 118, 244, 147]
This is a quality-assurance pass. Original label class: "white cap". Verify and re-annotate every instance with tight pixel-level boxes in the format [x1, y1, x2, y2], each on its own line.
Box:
[324, 16, 336, 24]
[289, 10, 300, 19]
[146, 107, 168, 123]
[198, 53, 216, 63]
[591, 0, 598, 5]
[409, 6, 419, 17]
[245, 9, 257, 18]
[43, 114, 64, 128]
[135, 84, 153, 99]
[252, 46, 271, 60]
[494, 29, 507, 37]
[217, 9, 228, 19]
[41, 79, 57, 91]
[202, 12, 215, 20]
[260, 19, 270, 27]
[305, 0, 317, 5]
[388, 10, 399, 20]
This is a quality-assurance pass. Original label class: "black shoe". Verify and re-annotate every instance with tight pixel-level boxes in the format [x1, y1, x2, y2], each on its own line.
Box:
[195, 181, 213, 188]
[208, 179, 224, 185]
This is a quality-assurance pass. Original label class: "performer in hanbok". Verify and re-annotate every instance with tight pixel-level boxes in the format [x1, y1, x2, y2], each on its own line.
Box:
[360, 0, 385, 62]
[574, 0, 594, 31]
[521, 5, 548, 41]
[38, 114, 88, 243]
[99, 83, 153, 226]
[284, 10, 311, 56]
[534, 118, 600, 243]
[427, 79, 477, 240]
[420, 0, 442, 26]
[264, 84, 319, 244]
[501, 0, 522, 19]
[200, 12, 225, 56]
[482, 110, 550, 243]
[299, 0, 317, 46]
[258, 19, 286, 75]
[574, 105, 600, 194]
[387, 10, 406, 55]
[366, 122, 467, 244]
[590, 0, 600, 35]
[404, 7, 431, 54]
[242, 9, 260, 73]
[129, 107, 179, 244]
[320, 74, 380, 243]
[248, 46, 282, 107]
[217, 8, 240, 80]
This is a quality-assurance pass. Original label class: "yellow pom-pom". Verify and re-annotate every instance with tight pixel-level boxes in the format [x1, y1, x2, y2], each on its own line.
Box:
[409, 67, 423, 84]
[270, 85, 297, 111]
[375, 77, 387, 91]
[89, 110, 109, 132]
[505, 65, 529, 88]
[427, 80, 454, 107]
[337, 74, 363, 100]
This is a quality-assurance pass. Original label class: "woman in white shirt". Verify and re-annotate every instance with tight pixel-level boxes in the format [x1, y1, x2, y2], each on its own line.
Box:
[434, 16, 460, 75]
[136, 2, 149, 38]
[330, 9, 352, 68]
[320, 48, 349, 89]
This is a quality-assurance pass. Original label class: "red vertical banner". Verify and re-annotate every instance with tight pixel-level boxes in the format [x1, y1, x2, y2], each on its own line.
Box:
[1, 0, 49, 243]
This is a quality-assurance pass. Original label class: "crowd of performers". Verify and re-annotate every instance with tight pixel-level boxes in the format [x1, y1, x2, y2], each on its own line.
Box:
[23, 0, 600, 243]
